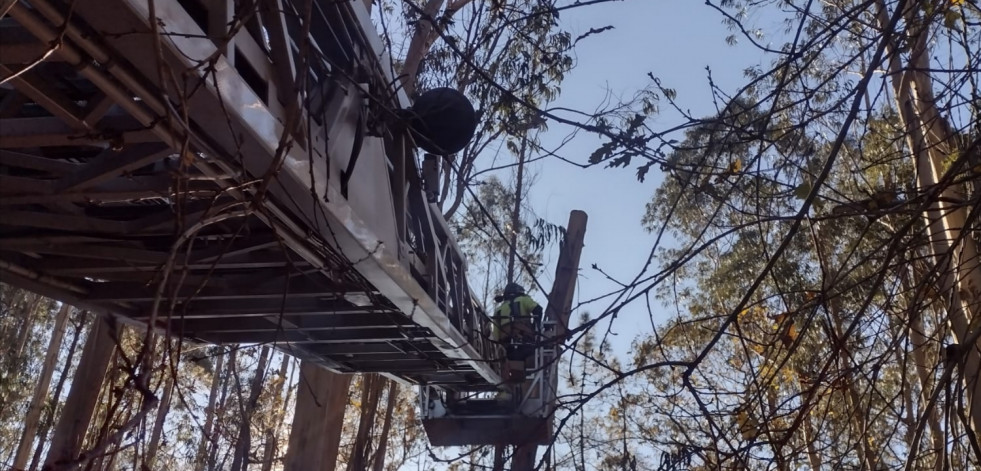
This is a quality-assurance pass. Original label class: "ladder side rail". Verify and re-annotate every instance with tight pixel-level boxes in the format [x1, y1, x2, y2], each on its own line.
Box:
[453, 258, 470, 340]
[439, 233, 453, 317]
[422, 199, 496, 360]
[441, 250, 461, 330]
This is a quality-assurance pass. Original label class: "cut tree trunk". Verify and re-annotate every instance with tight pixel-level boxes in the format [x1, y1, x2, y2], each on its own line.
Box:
[801, 414, 822, 471]
[12, 302, 71, 470]
[283, 361, 352, 471]
[510, 444, 536, 471]
[260, 438, 276, 471]
[91, 393, 132, 471]
[43, 316, 117, 470]
[81, 346, 121, 471]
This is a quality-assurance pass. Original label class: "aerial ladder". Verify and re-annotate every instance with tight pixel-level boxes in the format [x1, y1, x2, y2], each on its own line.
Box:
[0, 0, 586, 462]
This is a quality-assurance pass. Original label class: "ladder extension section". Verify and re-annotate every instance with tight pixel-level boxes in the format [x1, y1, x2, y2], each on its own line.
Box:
[0, 0, 499, 388]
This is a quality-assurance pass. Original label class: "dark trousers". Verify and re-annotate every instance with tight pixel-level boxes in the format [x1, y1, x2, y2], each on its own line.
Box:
[499, 320, 535, 365]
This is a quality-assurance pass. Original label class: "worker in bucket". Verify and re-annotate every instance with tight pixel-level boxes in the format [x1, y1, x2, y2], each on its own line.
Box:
[491, 282, 543, 384]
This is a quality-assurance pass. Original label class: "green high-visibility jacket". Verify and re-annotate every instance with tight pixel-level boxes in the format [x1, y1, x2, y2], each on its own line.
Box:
[492, 295, 542, 340]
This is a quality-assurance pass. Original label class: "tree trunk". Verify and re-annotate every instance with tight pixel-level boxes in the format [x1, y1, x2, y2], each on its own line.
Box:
[0, 288, 27, 345]
[144, 374, 175, 467]
[347, 375, 383, 471]
[81, 346, 121, 471]
[207, 345, 239, 471]
[208, 349, 237, 471]
[371, 381, 399, 471]
[12, 293, 41, 361]
[492, 445, 505, 471]
[906, 31, 981, 445]
[399, 0, 476, 96]
[1, 291, 40, 420]
[261, 354, 292, 471]
[231, 346, 271, 471]
[400, 0, 445, 97]
[765, 389, 789, 471]
[800, 414, 822, 471]
[30, 312, 85, 471]
[876, 0, 981, 437]
[91, 394, 132, 471]
[903, 268, 945, 470]
[43, 316, 116, 470]
[260, 438, 276, 471]
[284, 361, 351, 471]
[195, 350, 224, 471]
[13, 302, 71, 470]
[511, 444, 537, 471]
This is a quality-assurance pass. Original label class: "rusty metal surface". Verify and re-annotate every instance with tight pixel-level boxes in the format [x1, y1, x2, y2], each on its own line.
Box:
[0, 0, 498, 388]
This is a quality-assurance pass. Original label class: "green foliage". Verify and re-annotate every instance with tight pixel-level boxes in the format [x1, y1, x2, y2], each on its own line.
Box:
[453, 176, 546, 304]
[589, 1, 980, 467]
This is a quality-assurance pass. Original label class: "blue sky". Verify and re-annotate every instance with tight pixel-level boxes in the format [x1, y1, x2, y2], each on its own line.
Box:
[524, 0, 767, 356]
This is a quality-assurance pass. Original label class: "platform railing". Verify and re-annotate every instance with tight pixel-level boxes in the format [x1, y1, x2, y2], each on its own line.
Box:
[418, 319, 560, 446]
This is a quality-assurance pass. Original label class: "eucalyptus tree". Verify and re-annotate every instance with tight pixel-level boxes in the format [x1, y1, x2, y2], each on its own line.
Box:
[378, 0, 575, 220]
[576, 1, 979, 467]
[551, 312, 653, 471]
[629, 106, 940, 468]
